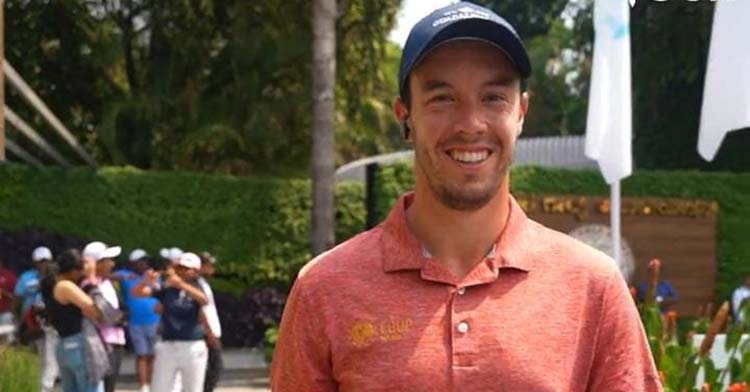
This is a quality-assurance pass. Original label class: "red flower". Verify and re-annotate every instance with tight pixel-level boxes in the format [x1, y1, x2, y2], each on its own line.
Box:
[727, 382, 749, 392]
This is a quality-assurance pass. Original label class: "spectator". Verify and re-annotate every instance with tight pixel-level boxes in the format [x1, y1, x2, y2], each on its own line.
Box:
[82, 241, 126, 392]
[638, 259, 679, 313]
[732, 274, 750, 323]
[132, 252, 209, 392]
[119, 249, 161, 392]
[41, 249, 105, 392]
[15, 246, 59, 392]
[0, 257, 18, 342]
[198, 252, 222, 392]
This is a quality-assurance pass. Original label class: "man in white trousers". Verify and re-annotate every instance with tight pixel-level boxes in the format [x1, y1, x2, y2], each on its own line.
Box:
[132, 252, 209, 392]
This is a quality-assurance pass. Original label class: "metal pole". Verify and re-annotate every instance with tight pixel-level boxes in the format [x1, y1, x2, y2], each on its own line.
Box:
[365, 163, 380, 230]
[611, 180, 622, 265]
[0, 0, 5, 163]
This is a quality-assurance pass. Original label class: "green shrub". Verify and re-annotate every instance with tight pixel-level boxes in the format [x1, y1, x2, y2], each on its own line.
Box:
[0, 164, 364, 286]
[373, 164, 750, 299]
[0, 345, 39, 392]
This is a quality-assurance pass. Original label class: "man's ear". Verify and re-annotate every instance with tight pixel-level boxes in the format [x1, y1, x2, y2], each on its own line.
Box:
[517, 91, 530, 138]
[394, 98, 411, 141]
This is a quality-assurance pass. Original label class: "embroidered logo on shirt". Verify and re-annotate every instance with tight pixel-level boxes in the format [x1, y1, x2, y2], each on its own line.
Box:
[350, 318, 414, 347]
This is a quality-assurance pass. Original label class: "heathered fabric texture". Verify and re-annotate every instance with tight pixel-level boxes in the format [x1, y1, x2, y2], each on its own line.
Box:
[272, 193, 662, 391]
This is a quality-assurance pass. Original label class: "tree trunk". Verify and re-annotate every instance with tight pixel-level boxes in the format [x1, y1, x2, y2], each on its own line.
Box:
[0, 0, 5, 163]
[310, 0, 337, 256]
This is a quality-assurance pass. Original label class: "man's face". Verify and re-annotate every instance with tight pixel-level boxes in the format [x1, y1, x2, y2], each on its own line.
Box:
[201, 262, 215, 278]
[133, 259, 149, 274]
[96, 258, 116, 278]
[36, 260, 49, 274]
[175, 265, 198, 281]
[395, 40, 529, 211]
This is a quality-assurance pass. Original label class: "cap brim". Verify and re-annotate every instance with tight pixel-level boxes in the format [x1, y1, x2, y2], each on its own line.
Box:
[400, 18, 531, 96]
[100, 246, 122, 260]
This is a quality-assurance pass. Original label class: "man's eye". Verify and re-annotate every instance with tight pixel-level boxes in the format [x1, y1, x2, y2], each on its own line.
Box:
[484, 94, 506, 102]
[430, 95, 453, 103]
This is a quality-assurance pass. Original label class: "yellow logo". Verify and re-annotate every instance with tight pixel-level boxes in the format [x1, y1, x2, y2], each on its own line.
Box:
[350, 320, 376, 347]
[350, 318, 414, 347]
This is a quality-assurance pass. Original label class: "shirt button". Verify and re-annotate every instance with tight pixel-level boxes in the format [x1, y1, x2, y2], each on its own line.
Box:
[457, 321, 469, 334]
[457, 287, 466, 295]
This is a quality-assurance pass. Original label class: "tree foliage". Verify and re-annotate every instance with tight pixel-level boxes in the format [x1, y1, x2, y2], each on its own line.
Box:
[474, 0, 749, 171]
[5, 0, 404, 175]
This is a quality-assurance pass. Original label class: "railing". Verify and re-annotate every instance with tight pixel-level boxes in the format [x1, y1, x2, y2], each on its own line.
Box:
[0, 1, 96, 167]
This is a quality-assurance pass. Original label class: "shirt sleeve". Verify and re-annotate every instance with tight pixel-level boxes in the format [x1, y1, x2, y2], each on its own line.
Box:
[587, 270, 664, 392]
[270, 280, 336, 392]
[14, 274, 28, 297]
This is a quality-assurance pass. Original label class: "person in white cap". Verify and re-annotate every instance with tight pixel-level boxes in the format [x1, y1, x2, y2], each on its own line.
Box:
[118, 249, 161, 392]
[82, 241, 126, 392]
[197, 252, 222, 392]
[14, 246, 59, 392]
[132, 252, 209, 392]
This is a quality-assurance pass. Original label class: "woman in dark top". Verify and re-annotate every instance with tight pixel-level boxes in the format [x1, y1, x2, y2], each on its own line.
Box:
[132, 252, 208, 392]
[41, 249, 103, 392]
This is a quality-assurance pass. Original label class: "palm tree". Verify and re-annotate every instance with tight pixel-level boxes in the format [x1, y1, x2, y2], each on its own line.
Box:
[311, 0, 338, 255]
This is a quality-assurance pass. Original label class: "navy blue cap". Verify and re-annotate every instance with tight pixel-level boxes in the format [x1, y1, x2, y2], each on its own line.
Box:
[398, 1, 531, 98]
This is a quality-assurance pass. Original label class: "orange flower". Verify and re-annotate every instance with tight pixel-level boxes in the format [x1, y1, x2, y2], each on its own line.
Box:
[658, 371, 666, 384]
[727, 382, 749, 392]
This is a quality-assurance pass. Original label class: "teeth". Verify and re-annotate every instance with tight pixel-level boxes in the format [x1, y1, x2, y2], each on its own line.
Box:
[450, 150, 489, 163]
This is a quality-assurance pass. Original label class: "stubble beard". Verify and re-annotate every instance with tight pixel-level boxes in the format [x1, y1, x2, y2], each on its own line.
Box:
[415, 142, 511, 211]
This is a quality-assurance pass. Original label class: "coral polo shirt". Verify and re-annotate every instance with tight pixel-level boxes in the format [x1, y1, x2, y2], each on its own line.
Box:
[272, 193, 662, 391]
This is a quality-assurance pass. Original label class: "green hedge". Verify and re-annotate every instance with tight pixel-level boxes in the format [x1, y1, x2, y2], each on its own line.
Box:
[0, 164, 364, 286]
[3, 163, 747, 296]
[375, 164, 750, 299]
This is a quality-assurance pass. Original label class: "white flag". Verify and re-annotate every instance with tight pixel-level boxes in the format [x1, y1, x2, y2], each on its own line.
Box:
[585, 0, 632, 184]
[698, 0, 750, 162]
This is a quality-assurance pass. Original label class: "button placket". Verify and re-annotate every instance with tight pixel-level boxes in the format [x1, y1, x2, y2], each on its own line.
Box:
[451, 285, 477, 368]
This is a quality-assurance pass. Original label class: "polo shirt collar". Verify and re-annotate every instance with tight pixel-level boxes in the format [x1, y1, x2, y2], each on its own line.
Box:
[381, 192, 534, 274]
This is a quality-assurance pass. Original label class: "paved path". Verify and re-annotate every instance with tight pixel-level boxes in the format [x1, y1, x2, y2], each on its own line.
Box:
[115, 369, 270, 392]
[114, 348, 270, 391]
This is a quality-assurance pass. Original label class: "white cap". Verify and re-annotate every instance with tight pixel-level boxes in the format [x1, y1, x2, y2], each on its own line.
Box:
[176, 252, 201, 270]
[159, 248, 170, 259]
[168, 247, 184, 262]
[32, 247, 53, 262]
[129, 249, 148, 262]
[83, 241, 122, 262]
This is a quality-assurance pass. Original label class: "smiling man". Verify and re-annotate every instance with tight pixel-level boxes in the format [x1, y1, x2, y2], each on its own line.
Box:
[271, 2, 662, 391]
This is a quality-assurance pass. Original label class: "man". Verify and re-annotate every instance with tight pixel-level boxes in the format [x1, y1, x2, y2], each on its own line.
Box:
[15, 246, 59, 392]
[271, 2, 661, 391]
[732, 274, 750, 324]
[0, 257, 18, 342]
[638, 258, 679, 314]
[132, 252, 209, 392]
[83, 241, 127, 392]
[119, 249, 161, 392]
[198, 252, 223, 392]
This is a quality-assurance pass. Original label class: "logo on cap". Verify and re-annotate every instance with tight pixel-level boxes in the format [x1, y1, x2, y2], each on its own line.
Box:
[432, 6, 492, 27]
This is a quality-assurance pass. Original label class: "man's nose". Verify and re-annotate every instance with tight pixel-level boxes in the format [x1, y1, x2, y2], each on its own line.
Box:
[452, 101, 488, 135]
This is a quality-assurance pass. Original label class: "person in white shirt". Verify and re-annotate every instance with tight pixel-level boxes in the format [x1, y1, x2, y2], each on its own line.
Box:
[198, 252, 222, 392]
[82, 241, 126, 392]
[732, 274, 750, 323]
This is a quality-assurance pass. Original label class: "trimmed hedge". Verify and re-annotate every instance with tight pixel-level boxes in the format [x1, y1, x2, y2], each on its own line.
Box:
[2, 163, 747, 300]
[0, 164, 365, 286]
[375, 164, 750, 300]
